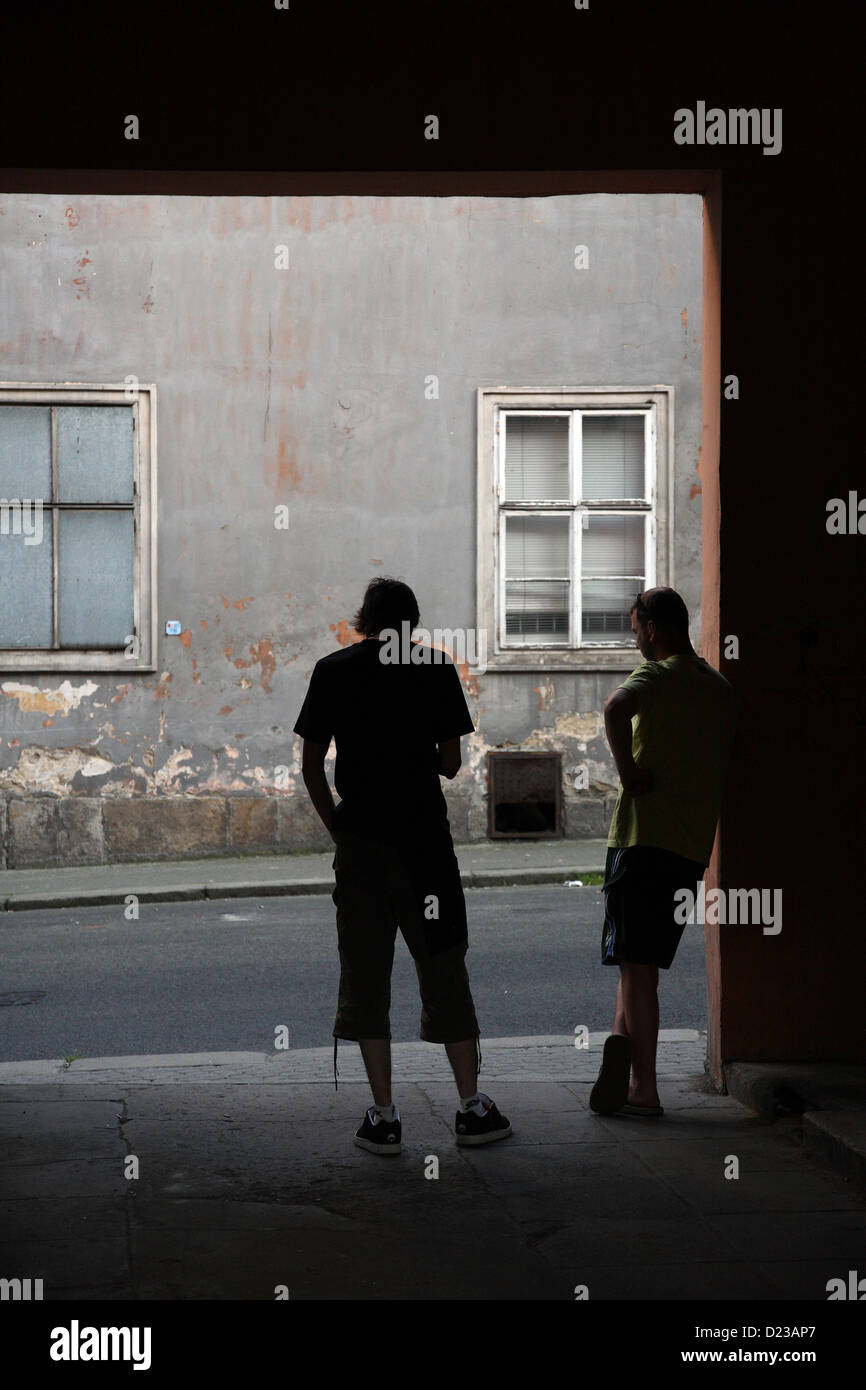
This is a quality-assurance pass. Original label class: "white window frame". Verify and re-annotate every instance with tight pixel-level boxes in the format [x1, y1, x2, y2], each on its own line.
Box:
[0, 381, 158, 673]
[477, 386, 673, 671]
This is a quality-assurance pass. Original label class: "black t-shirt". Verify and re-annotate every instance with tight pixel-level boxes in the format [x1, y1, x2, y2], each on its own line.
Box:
[293, 638, 475, 845]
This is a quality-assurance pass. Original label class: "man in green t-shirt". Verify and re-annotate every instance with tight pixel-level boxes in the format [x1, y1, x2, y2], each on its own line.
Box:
[589, 587, 738, 1119]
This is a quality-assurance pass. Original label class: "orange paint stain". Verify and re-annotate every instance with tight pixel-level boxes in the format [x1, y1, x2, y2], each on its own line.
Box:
[457, 660, 481, 699]
[111, 685, 131, 704]
[231, 597, 256, 611]
[248, 638, 276, 693]
[330, 620, 362, 647]
[153, 674, 173, 699]
[179, 629, 192, 648]
[276, 438, 301, 488]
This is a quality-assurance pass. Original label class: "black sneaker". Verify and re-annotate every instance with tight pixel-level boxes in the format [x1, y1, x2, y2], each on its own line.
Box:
[455, 1094, 512, 1146]
[354, 1105, 402, 1155]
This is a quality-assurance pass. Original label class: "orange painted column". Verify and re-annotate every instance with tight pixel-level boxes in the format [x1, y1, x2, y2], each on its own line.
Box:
[698, 176, 724, 1085]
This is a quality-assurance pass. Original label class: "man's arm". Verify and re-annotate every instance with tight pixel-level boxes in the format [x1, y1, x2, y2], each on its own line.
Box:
[603, 687, 652, 795]
[301, 738, 337, 840]
[436, 737, 462, 779]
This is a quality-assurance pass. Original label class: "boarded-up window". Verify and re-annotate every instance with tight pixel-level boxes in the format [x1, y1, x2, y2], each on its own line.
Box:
[488, 751, 562, 838]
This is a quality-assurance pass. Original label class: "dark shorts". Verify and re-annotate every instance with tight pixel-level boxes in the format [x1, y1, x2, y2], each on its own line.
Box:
[601, 844, 707, 970]
[331, 829, 479, 1044]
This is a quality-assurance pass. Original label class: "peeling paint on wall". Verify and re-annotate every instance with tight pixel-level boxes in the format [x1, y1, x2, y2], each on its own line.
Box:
[457, 660, 481, 699]
[534, 679, 555, 711]
[231, 639, 276, 693]
[330, 620, 362, 647]
[1, 679, 99, 717]
[553, 711, 605, 744]
[0, 745, 114, 791]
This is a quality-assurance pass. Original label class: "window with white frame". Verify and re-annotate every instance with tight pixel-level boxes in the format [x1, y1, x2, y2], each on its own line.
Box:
[0, 384, 157, 672]
[477, 389, 672, 670]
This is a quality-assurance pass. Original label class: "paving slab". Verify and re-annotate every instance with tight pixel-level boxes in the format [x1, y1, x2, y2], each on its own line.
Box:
[0, 1036, 862, 1300]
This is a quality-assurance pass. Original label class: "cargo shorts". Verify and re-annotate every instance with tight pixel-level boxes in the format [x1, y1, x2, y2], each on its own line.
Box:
[330, 828, 480, 1055]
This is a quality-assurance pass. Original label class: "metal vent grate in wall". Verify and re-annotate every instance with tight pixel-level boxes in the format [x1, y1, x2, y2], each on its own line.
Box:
[487, 751, 562, 839]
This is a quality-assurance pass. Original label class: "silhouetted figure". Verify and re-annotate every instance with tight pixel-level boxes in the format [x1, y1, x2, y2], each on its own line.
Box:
[293, 577, 511, 1153]
[590, 587, 738, 1118]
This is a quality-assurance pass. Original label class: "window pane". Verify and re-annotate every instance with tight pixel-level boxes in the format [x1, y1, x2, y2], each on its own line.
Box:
[0, 405, 52, 498]
[505, 514, 569, 577]
[505, 581, 570, 643]
[582, 513, 645, 575]
[504, 415, 569, 501]
[581, 415, 645, 499]
[0, 509, 54, 647]
[58, 510, 134, 648]
[57, 405, 134, 504]
[582, 579, 644, 643]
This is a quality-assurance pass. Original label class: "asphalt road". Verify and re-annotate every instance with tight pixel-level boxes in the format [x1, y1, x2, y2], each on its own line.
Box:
[0, 885, 707, 1062]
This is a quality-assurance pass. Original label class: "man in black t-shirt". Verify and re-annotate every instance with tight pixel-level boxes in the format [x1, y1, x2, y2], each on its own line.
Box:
[293, 577, 512, 1155]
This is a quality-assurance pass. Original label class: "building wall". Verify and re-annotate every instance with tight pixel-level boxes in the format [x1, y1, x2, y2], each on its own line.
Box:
[0, 192, 703, 866]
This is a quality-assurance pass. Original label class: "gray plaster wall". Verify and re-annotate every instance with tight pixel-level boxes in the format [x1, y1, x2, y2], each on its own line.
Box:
[0, 192, 703, 866]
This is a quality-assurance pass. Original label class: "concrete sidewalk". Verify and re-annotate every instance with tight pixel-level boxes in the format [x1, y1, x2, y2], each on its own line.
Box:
[1, 1034, 865, 1301]
[1, 839, 864, 1299]
[0, 837, 608, 912]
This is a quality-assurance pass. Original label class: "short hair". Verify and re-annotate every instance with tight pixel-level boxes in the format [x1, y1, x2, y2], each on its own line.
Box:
[630, 587, 690, 639]
[353, 577, 420, 637]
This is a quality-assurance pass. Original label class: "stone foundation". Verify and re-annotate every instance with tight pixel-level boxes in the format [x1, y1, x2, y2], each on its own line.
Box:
[0, 792, 615, 869]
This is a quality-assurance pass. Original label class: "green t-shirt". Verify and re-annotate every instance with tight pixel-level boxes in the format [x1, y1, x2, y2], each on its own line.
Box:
[607, 653, 739, 865]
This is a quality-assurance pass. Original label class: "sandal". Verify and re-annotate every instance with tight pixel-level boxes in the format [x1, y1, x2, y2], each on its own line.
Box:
[616, 1101, 664, 1117]
[589, 1034, 633, 1113]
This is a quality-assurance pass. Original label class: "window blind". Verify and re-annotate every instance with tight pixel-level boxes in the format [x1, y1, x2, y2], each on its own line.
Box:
[505, 514, 569, 576]
[503, 414, 569, 501]
[582, 513, 645, 575]
[503, 514, 570, 641]
[581, 415, 645, 499]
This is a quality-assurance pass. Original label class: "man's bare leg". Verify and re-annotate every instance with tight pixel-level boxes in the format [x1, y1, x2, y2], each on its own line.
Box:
[612, 975, 627, 1035]
[619, 962, 661, 1107]
[445, 1037, 478, 1100]
[358, 1039, 391, 1107]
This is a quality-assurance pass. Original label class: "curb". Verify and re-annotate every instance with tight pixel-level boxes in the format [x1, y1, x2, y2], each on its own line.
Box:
[0, 1032, 705, 1084]
[0, 864, 607, 913]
